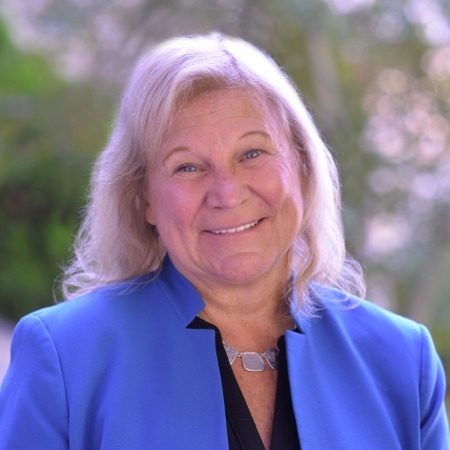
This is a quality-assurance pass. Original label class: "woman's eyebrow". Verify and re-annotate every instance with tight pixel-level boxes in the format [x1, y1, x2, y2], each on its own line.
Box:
[238, 130, 272, 141]
[162, 146, 191, 165]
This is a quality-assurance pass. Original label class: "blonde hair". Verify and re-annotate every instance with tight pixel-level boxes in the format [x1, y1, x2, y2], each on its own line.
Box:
[62, 33, 365, 314]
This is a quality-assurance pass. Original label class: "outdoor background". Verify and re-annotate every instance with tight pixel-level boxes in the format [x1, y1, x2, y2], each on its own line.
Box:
[0, 0, 449, 402]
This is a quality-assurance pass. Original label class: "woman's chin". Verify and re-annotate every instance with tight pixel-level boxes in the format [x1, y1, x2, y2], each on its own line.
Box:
[199, 253, 288, 288]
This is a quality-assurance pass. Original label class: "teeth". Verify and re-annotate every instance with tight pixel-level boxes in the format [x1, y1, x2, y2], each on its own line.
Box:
[210, 220, 259, 235]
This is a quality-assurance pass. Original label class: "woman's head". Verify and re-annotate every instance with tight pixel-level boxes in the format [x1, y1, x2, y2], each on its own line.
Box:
[62, 33, 364, 313]
[144, 87, 304, 296]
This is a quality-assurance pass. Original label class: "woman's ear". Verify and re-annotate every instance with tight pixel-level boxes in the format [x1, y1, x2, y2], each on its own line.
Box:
[145, 202, 156, 226]
[143, 188, 157, 225]
[142, 179, 157, 226]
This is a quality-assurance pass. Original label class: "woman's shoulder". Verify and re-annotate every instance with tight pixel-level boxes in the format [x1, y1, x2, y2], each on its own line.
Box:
[305, 284, 428, 352]
[18, 272, 165, 339]
[312, 284, 420, 330]
[15, 261, 204, 346]
[300, 285, 445, 397]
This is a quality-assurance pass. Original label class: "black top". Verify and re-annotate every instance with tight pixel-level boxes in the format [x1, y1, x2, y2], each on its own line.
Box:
[189, 317, 301, 450]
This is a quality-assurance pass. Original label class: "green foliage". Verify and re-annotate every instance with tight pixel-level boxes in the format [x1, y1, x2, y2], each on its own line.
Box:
[0, 22, 60, 96]
[0, 20, 111, 320]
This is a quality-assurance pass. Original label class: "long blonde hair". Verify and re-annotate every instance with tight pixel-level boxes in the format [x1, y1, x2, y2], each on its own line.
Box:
[62, 33, 365, 314]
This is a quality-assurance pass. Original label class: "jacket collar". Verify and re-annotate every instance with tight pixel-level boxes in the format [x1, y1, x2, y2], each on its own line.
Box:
[156, 256, 205, 327]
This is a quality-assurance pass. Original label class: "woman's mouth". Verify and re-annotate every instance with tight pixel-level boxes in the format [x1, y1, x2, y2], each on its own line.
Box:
[208, 219, 262, 235]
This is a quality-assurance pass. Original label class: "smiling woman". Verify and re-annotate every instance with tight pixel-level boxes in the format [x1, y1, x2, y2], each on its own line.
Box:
[0, 33, 448, 450]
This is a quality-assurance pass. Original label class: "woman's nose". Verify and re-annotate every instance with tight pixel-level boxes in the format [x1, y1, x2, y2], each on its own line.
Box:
[205, 169, 249, 209]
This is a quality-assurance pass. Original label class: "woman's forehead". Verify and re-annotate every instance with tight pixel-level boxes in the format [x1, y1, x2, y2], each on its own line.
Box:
[169, 88, 284, 138]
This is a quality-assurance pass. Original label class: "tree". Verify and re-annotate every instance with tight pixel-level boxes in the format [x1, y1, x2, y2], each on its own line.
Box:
[0, 20, 112, 319]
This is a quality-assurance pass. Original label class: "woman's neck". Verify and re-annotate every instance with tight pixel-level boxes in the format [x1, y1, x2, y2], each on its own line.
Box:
[196, 277, 294, 351]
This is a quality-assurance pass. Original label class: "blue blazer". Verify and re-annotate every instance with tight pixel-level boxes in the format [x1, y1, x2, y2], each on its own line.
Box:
[0, 258, 448, 449]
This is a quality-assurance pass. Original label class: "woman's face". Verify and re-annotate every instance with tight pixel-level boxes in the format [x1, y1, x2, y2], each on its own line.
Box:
[145, 88, 303, 291]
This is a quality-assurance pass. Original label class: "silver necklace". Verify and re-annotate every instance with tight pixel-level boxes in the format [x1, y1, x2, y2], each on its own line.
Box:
[222, 341, 280, 372]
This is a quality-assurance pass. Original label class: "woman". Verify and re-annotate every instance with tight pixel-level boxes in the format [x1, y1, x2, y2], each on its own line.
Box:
[0, 33, 448, 449]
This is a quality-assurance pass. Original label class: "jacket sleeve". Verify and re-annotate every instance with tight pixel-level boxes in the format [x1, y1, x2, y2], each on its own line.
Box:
[0, 314, 69, 449]
[419, 324, 450, 449]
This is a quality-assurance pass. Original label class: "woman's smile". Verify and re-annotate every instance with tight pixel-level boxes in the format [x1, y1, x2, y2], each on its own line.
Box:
[205, 218, 263, 235]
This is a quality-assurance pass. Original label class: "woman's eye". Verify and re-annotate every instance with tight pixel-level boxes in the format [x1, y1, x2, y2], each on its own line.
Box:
[175, 164, 198, 173]
[244, 149, 263, 160]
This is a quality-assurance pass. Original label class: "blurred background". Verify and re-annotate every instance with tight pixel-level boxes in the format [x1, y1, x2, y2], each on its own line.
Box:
[0, 0, 449, 399]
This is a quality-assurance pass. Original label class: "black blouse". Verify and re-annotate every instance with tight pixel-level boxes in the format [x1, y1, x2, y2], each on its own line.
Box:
[189, 317, 301, 450]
